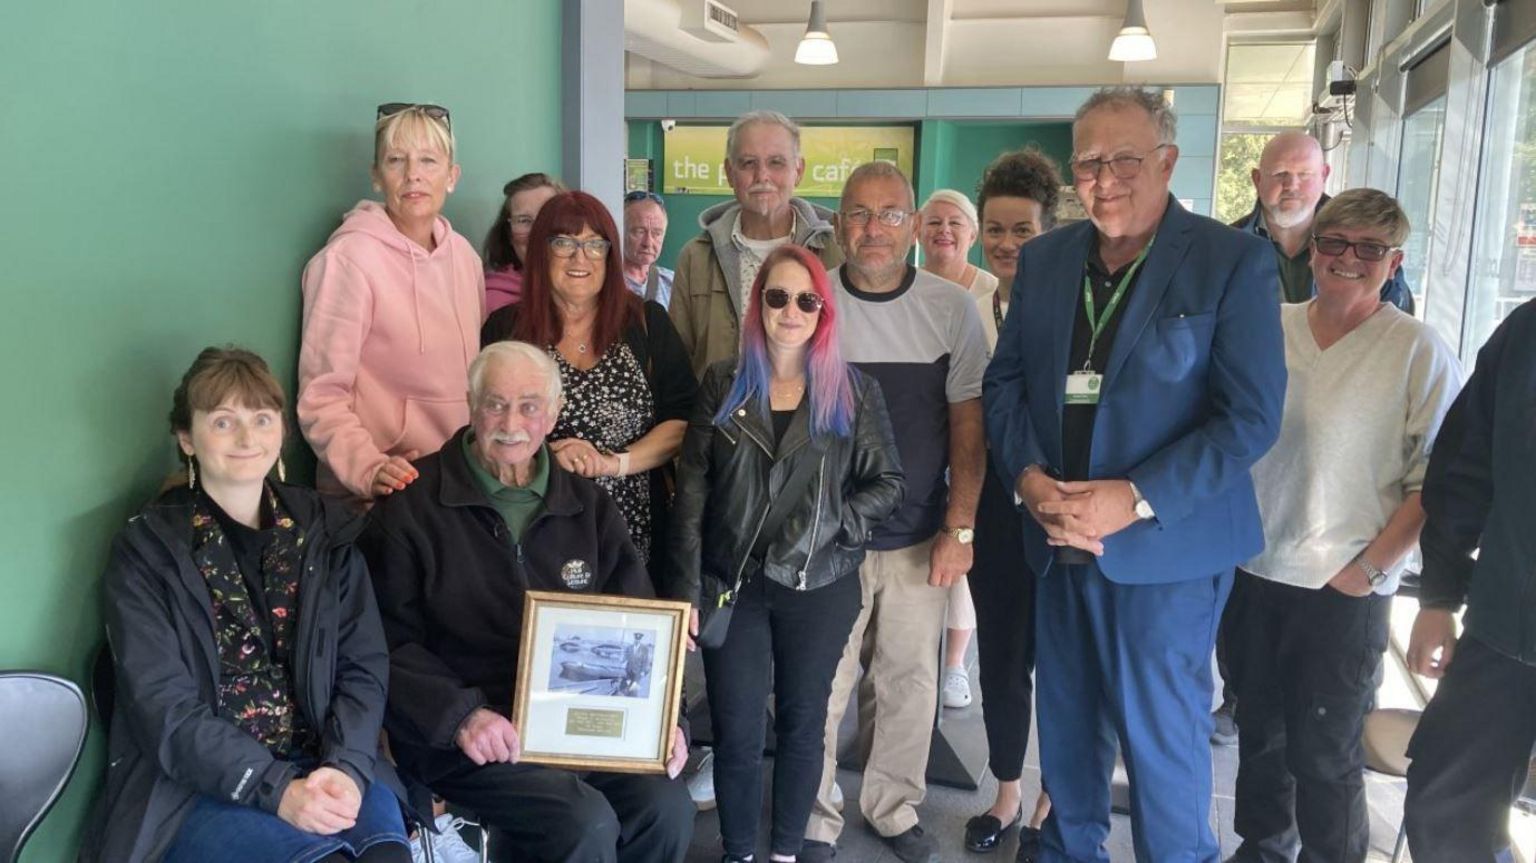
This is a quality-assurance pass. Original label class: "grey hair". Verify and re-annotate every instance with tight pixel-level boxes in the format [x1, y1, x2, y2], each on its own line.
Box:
[726, 110, 802, 162]
[1314, 188, 1411, 247]
[841, 160, 916, 211]
[920, 189, 980, 232]
[1075, 86, 1178, 145]
[468, 341, 562, 407]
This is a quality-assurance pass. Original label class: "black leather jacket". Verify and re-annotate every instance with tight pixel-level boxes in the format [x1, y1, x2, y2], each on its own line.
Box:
[668, 360, 905, 603]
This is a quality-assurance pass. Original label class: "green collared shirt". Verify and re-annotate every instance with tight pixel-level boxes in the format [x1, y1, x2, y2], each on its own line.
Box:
[462, 433, 550, 543]
[1254, 215, 1315, 303]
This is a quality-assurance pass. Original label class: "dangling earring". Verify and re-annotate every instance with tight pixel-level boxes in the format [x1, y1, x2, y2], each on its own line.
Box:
[187, 457, 197, 490]
[277, 457, 287, 483]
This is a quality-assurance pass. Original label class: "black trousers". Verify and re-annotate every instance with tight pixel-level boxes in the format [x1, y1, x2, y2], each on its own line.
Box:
[703, 571, 862, 857]
[1222, 569, 1390, 863]
[969, 456, 1039, 782]
[410, 751, 694, 863]
[1406, 634, 1536, 863]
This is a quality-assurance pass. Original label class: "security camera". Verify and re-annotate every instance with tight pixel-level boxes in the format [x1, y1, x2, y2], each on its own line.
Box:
[660, 119, 677, 132]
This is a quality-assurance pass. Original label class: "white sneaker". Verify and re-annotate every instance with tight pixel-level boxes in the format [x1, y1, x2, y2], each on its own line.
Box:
[410, 813, 482, 863]
[688, 748, 716, 810]
[942, 667, 973, 709]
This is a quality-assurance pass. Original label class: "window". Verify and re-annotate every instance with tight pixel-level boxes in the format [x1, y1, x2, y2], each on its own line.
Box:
[1463, 44, 1536, 363]
[1395, 100, 1444, 318]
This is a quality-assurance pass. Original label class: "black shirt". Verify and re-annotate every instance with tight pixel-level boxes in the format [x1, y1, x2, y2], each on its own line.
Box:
[1062, 238, 1147, 483]
[771, 408, 795, 446]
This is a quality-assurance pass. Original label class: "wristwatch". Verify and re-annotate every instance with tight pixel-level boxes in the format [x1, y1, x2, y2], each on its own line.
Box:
[1129, 481, 1155, 521]
[1354, 555, 1388, 587]
[945, 526, 975, 545]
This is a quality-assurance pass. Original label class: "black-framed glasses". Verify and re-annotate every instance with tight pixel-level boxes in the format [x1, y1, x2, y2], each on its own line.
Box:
[549, 236, 612, 260]
[841, 208, 911, 228]
[1070, 144, 1169, 182]
[1311, 235, 1397, 262]
[624, 190, 667, 209]
[375, 102, 452, 131]
[763, 288, 824, 313]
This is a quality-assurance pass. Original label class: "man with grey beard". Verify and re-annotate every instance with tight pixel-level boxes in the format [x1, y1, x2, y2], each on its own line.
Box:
[669, 110, 843, 377]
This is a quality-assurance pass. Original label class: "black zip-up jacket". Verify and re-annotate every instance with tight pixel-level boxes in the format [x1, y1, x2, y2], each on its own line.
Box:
[81, 483, 400, 863]
[1419, 298, 1536, 664]
[360, 427, 652, 775]
[668, 360, 905, 604]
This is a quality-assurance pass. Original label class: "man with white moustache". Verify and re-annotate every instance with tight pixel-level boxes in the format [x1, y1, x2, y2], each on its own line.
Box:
[362, 341, 694, 863]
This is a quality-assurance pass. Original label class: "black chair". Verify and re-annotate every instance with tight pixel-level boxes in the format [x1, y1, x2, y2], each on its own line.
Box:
[0, 671, 89, 863]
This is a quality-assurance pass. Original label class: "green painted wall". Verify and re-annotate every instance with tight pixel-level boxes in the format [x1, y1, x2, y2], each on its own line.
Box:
[0, 3, 562, 860]
[627, 119, 1070, 272]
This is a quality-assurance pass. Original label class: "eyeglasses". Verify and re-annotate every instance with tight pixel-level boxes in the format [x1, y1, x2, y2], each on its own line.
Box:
[1311, 235, 1397, 262]
[375, 102, 452, 131]
[1070, 144, 1169, 182]
[763, 288, 824, 313]
[548, 236, 612, 260]
[624, 190, 666, 209]
[841, 208, 911, 228]
[507, 215, 537, 232]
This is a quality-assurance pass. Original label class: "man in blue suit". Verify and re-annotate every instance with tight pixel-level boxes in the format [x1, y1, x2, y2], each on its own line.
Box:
[983, 87, 1286, 862]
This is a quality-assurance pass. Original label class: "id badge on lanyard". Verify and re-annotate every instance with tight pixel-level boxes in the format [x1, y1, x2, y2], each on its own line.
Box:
[1064, 239, 1153, 408]
[1065, 370, 1103, 405]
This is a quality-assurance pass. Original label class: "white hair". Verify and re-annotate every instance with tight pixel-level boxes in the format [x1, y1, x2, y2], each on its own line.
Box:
[468, 341, 562, 407]
[726, 110, 802, 162]
[920, 189, 980, 232]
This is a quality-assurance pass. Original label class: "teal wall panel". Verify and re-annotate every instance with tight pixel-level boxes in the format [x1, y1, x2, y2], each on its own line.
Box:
[0, 2, 562, 859]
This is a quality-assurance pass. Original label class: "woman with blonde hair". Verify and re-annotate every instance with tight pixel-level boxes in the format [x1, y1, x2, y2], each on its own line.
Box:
[298, 103, 483, 503]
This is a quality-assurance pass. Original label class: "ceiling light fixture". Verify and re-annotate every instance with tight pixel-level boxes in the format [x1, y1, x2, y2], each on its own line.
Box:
[1109, 0, 1157, 63]
[794, 0, 839, 65]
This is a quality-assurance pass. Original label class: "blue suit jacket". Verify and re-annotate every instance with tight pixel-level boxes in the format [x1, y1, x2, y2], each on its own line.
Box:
[983, 197, 1287, 584]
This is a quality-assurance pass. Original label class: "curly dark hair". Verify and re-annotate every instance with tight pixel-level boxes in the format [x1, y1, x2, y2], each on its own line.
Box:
[976, 148, 1064, 231]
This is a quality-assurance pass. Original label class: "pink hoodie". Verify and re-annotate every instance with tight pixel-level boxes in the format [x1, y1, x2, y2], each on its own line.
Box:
[484, 265, 522, 315]
[298, 200, 485, 498]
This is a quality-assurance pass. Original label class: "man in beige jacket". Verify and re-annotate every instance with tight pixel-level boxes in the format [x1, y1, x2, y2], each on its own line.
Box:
[668, 110, 843, 377]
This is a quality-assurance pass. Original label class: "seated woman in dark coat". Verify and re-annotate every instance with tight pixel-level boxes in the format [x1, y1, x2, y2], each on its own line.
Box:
[85, 347, 408, 863]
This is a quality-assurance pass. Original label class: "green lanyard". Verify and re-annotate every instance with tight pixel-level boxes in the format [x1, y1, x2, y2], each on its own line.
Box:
[1081, 239, 1153, 371]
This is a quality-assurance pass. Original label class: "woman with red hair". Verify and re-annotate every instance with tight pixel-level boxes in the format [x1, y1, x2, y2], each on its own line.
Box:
[669, 244, 905, 863]
[481, 191, 696, 582]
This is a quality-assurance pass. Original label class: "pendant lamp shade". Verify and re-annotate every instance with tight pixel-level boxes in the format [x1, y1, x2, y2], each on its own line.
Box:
[795, 0, 839, 65]
[1109, 0, 1157, 62]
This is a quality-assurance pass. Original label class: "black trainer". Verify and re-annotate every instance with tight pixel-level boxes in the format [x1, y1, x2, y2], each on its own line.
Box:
[884, 825, 940, 863]
[799, 839, 836, 862]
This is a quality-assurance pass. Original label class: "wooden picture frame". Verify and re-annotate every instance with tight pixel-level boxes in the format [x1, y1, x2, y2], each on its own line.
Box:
[512, 590, 690, 773]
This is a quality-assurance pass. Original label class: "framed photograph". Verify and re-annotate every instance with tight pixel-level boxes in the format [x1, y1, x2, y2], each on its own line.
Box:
[512, 590, 690, 773]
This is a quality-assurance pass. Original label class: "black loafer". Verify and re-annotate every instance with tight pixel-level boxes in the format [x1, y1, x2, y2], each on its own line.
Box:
[964, 808, 1022, 853]
[1016, 825, 1042, 863]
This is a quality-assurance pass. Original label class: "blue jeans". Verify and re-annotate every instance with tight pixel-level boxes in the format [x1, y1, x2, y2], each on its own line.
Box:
[164, 776, 407, 863]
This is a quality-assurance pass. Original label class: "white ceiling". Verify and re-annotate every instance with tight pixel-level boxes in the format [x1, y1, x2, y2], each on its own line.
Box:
[625, 0, 1321, 90]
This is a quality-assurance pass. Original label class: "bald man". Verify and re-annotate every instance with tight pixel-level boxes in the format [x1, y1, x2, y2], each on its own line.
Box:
[1231, 131, 1413, 313]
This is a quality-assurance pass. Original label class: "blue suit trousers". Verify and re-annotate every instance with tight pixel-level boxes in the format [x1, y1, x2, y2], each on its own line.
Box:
[1035, 561, 1231, 863]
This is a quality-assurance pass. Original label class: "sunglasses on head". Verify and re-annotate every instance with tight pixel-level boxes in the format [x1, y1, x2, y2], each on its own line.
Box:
[376, 102, 452, 131]
[624, 190, 666, 208]
[1311, 235, 1395, 262]
[763, 288, 824, 313]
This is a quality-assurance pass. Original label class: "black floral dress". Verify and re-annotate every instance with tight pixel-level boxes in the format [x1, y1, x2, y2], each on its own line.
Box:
[550, 341, 656, 560]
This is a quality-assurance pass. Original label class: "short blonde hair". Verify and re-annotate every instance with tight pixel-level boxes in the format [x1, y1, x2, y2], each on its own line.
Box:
[920, 189, 980, 232]
[374, 106, 455, 165]
[1313, 188, 1410, 247]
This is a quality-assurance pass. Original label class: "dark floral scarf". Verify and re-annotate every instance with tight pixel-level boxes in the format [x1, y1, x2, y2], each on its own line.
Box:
[191, 486, 315, 758]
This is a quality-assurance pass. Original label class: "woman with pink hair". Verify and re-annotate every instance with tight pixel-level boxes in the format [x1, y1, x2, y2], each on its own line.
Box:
[669, 244, 905, 863]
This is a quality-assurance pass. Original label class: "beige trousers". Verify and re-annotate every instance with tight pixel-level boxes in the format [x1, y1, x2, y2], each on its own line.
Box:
[805, 536, 948, 841]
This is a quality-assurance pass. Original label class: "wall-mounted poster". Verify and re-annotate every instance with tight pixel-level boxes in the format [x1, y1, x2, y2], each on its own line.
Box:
[663, 125, 916, 197]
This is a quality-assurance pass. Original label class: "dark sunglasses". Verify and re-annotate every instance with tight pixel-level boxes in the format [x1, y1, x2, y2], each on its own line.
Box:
[624, 190, 666, 209]
[1311, 235, 1396, 262]
[375, 102, 452, 131]
[763, 288, 824, 313]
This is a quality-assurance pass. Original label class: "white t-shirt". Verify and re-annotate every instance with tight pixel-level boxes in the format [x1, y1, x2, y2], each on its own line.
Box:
[732, 213, 793, 311]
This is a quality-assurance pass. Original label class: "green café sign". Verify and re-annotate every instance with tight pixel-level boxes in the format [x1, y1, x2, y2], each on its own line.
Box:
[662, 125, 915, 197]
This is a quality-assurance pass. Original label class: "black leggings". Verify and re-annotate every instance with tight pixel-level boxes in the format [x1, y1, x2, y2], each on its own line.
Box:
[969, 457, 1039, 782]
[703, 572, 863, 858]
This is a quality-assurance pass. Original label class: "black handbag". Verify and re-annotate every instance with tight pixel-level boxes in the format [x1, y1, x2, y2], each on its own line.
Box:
[697, 445, 823, 649]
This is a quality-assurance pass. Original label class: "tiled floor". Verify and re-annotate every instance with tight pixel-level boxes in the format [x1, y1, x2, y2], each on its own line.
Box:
[682, 661, 1412, 862]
